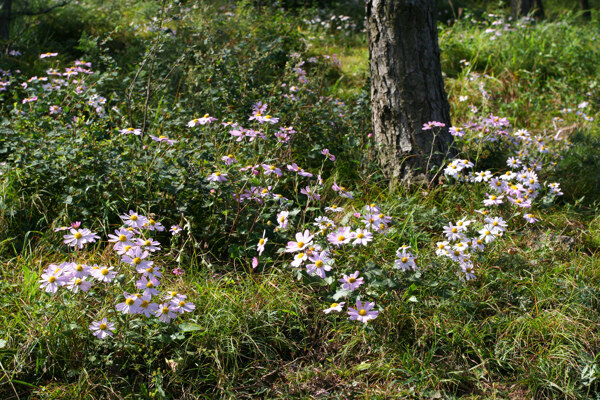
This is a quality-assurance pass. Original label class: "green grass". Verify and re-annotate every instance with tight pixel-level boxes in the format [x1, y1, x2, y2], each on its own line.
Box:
[1, 1, 600, 399]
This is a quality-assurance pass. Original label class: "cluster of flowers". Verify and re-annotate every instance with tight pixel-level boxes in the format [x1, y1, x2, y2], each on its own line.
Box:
[0, 53, 109, 120]
[272, 203, 409, 324]
[175, 98, 396, 324]
[303, 12, 360, 34]
[437, 107, 567, 279]
[39, 212, 193, 339]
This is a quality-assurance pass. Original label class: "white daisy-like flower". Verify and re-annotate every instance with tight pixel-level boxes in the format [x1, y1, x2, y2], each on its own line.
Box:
[323, 302, 345, 314]
[89, 318, 116, 339]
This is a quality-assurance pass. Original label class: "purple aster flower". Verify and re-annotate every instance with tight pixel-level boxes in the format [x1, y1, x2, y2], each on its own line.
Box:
[327, 227, 352, 246]
[63, 228, 99, 249]
[339, 271, 364, 291]
[120, 210, 149, 229]
[305, 250, 333, 279]
[89, 318, 115, 339]
[348, 299, 378, 323]
[155, 303, 178, 323]
[116, 292, 141, 314]
[136, 295, 159, 317]
[208, 172, 227, 183]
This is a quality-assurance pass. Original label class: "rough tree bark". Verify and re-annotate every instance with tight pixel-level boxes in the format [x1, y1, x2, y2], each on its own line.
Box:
[580, 0, 591, 21]
[511, 0, 545, 19]
[366, 0, 453, 185]
[0, 0, 13, 41]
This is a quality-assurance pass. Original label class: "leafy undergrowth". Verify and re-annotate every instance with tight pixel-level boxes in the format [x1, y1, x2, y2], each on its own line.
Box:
[0, 1, 599, 399]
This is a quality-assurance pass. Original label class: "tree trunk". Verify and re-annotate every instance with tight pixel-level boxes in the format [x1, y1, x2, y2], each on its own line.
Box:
[366, 0, 453, 185]
[533, 0, 545, 19]
[0, 0, 12, 41]
[511, 0, 544, 19]
[511, 0, 533, 17]
[580, 0, 591, 20]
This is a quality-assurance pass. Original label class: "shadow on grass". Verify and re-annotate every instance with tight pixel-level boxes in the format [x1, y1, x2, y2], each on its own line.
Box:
[556, 130, 600, 207]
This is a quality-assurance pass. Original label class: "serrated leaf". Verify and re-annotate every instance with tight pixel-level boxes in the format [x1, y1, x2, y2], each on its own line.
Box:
[333, 289, 351, 301]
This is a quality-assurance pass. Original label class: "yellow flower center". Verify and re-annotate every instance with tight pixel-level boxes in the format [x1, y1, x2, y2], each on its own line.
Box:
[315, 260, 324, 268]
[74, 232, 83, 239]
[49, 276, 57, 283]
[493, 221, 498, 226]
[215, 172, 221, 176]
[338, 235, 346, 242]
[146, 267, 154, 273]
[262, 188, 268, 194]
[126, 298, 135, 305]
[485, 230, 491, 235]
[330, 303, 339, 308]
[146, 281, 154, 288]
[133, 257, 142, 265]
[141, 300, 149, 307]
[179, 301, 186, 307]
[75, 278, 82, 285]
[438, 243, 445, 249]
[101, 268, 109, 276]
[297, 241, 305, 248]
[149, 219, 156, 225]
[348, 277, 356, 283]
[131, 215, 138, 221]
[76, 264, 84, 271]
[161, 307, 169, 314]
[269, 165, 276, 170]
[491, 195, 497, 200]
[259, 238, 265, 245]
[99, 323, 107, 330]
[357, 233, 364, 239]
[124, 245, 132, 252]
[203, 114, 209, 118]
[451, 227, 458, 233]
[401, 257, 408, 263]
[119, 235, 127, 242]
[358, 309, 367, 316]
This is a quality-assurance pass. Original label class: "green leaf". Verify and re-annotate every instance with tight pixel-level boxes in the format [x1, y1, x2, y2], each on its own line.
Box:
[179, 323, 203, 332]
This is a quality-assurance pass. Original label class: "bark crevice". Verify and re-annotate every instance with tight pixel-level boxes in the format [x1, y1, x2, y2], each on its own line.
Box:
[366, 0, 453, 185]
